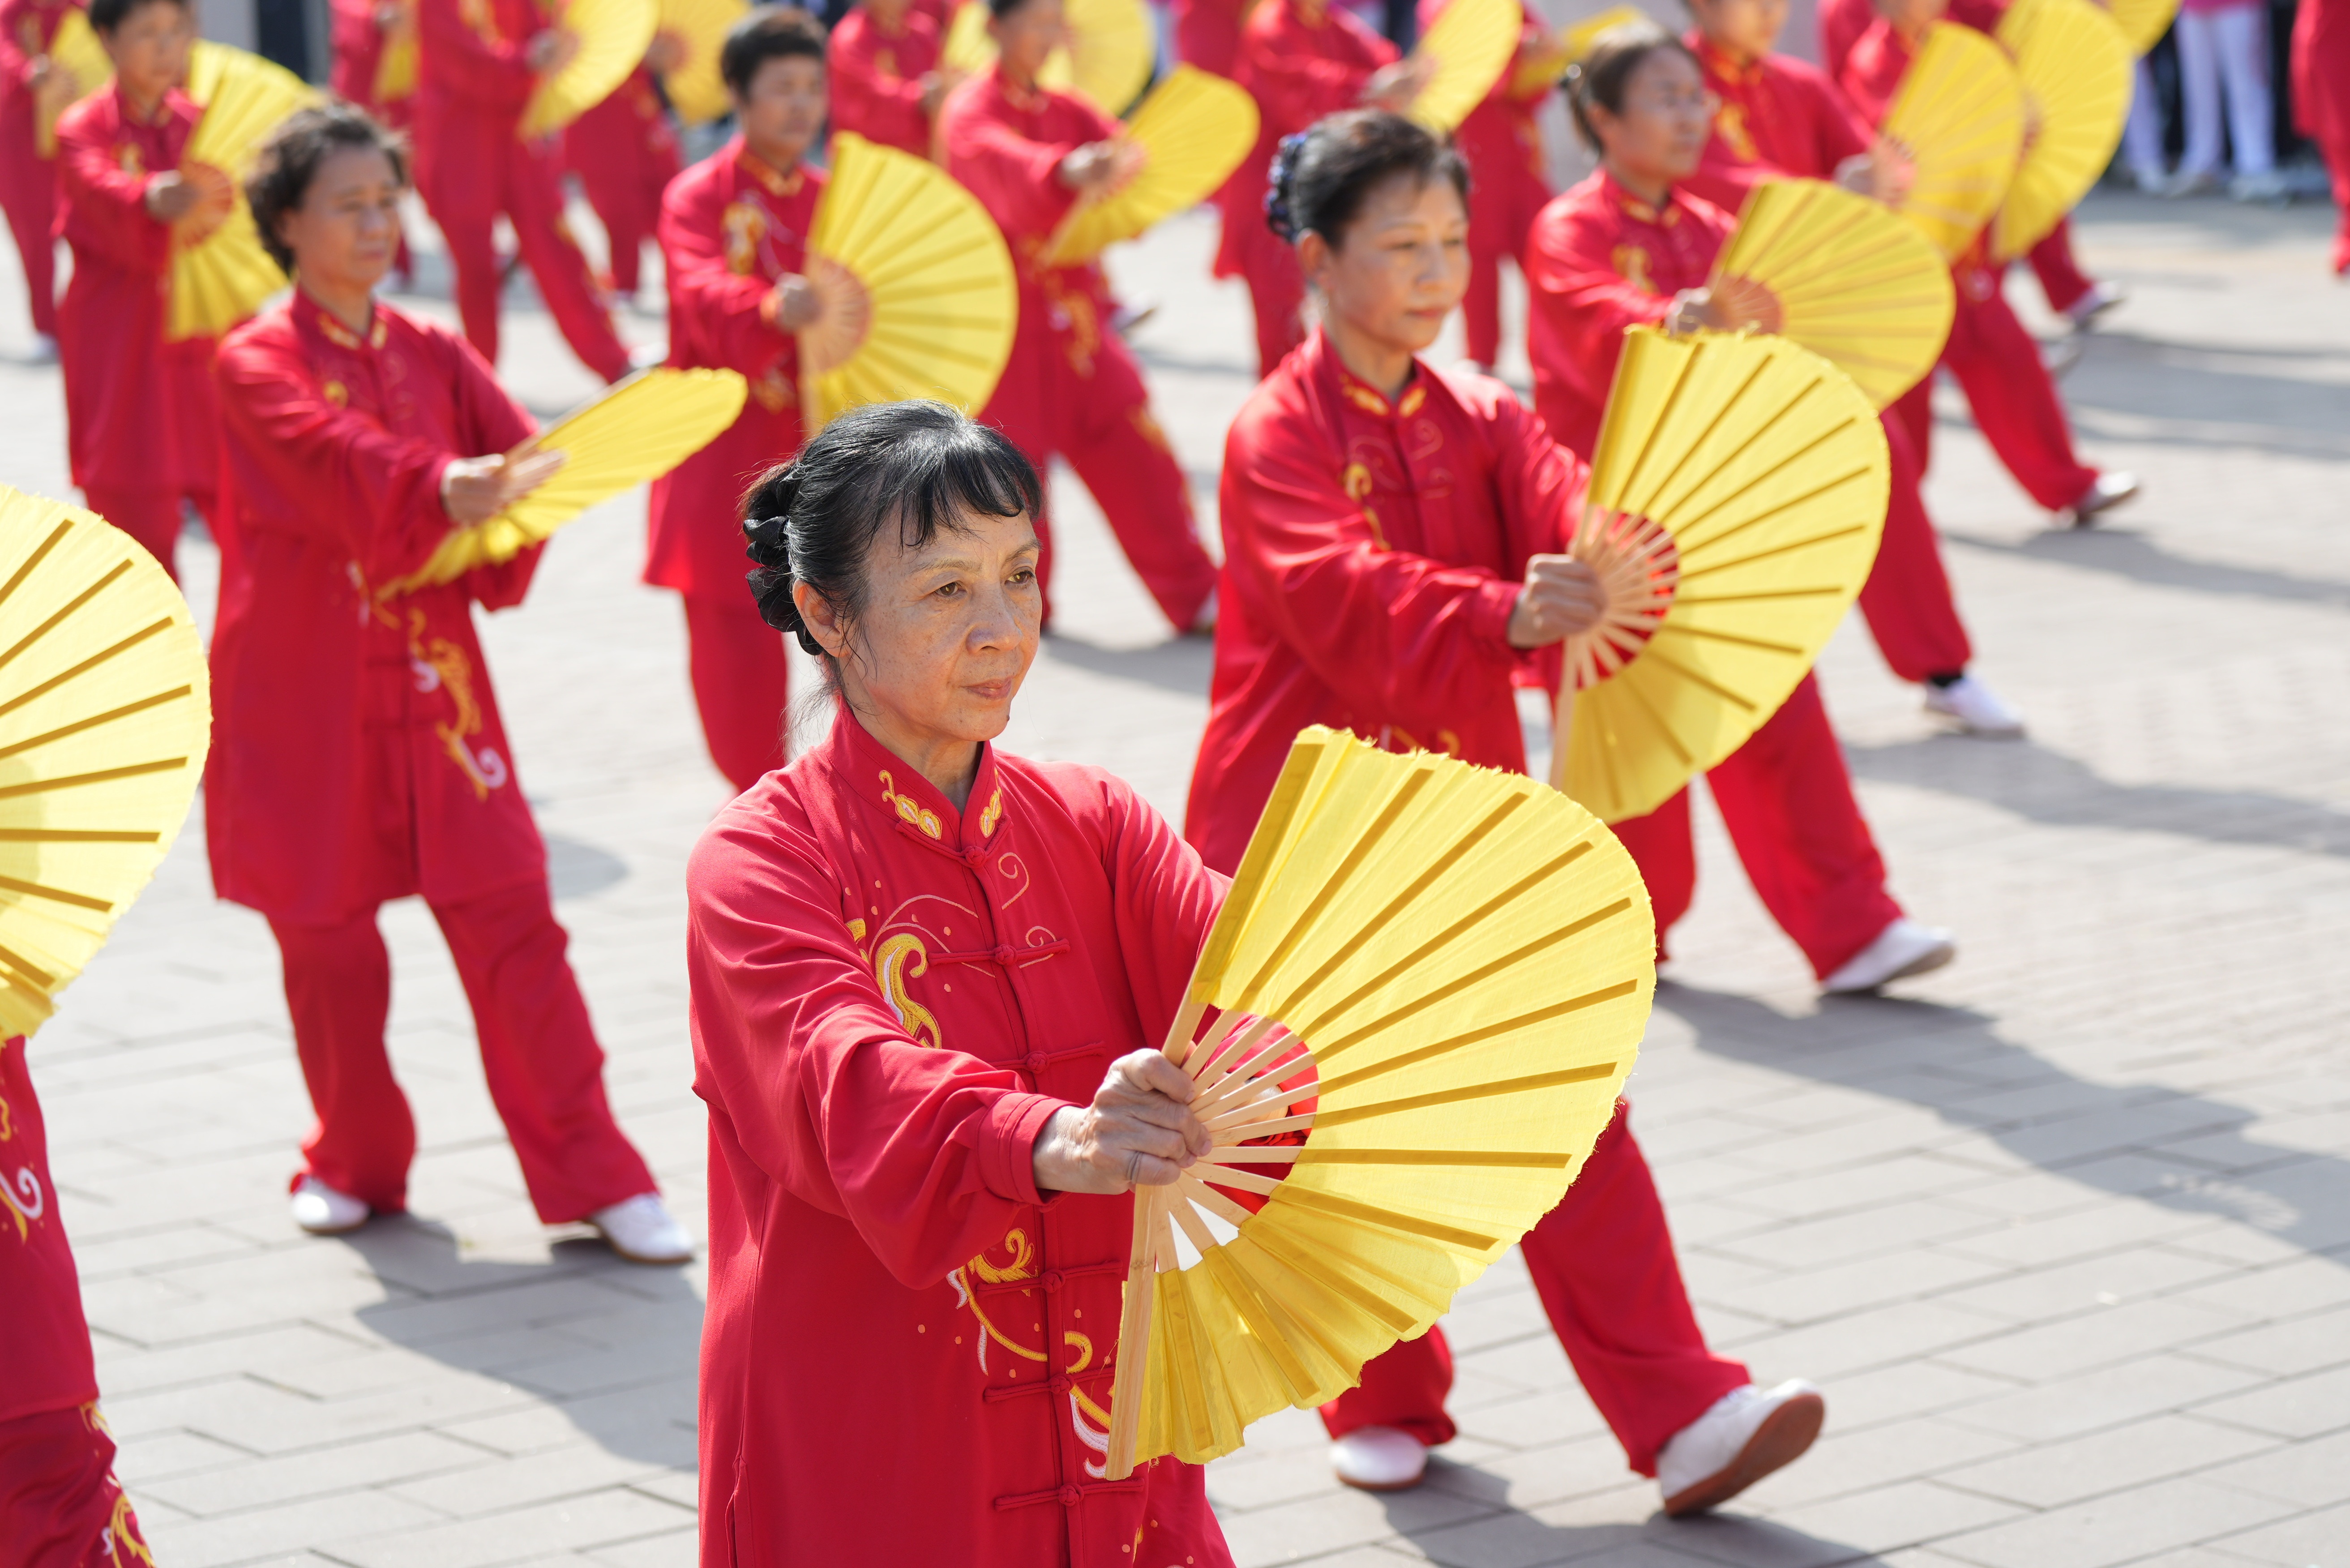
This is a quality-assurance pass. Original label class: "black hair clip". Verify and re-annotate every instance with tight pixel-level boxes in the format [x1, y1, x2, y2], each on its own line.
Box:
[741, 513, 792, 569]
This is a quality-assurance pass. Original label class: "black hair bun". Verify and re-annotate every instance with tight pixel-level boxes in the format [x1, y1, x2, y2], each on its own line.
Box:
[741, 478, 823, 654]
[1263, 131, 1310, 242]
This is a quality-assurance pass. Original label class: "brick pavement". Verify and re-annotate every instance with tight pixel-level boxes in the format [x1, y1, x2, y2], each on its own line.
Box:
[0, 180, 2345, 1567]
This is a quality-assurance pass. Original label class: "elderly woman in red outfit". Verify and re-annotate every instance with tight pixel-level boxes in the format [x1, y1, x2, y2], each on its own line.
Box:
[686, 401, 1232, 1564]
[210, 104, 689, 1264]
[1186, 107, 1824, 1514]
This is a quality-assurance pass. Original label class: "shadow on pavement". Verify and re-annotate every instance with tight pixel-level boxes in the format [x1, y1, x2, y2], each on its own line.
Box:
[339, 1218, 702, 1467]
[1843, 734, 2350, 859]
[1944, 525, 2350, 609]
[545, 835, 630, 901]
[1043, 629, 1216, 695]
[1663, 983, 2350, 1266]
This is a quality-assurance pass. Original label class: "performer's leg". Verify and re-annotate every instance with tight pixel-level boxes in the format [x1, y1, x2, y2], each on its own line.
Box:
[2026, 219, 2094, 317]
[1518, 1102, 1751, 1477]
[0, 135, 58, 339]
[269, 908, 416, 1212]
[569, 143, 635, 294]
[2215, 3, 2275, 179]
[417, 138, 507, 365]
[1061, 343, 1219, 630]
[1461, 206, 1505, 368]
[503, 142, 634, 383]
[77, 486, 180, 581]
[682, 591, 792, 793]
[1237, 220, 1309, 378]
[1857, 409, 1971, 684]
[1318, 1328, 1459, 1446]
[431, 880, 656, 1224]
[1891, 377, 1934, 478]
[1704, 675, 1904, 979]
[1600, 786, 1696, 965]
[0, 1405, 152, 1568]
[1943, 290, 2101, 512]
[2176, 7, 2226, 180]
[2123, 59, 2169, 186]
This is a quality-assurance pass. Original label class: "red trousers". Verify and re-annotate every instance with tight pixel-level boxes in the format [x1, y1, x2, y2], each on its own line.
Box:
[81, 484, 214, 583]
[683, 592, 792, 793]
[0, 1406, 150, 1568]
[2026, 219, 2094, 316]
[567, 96, 677, 297]
[1462, 162, 1546, 371]
[267, 879, 655, 1222]
[1897, 276, 2099, 514]
[0, 121, 56, 338]
[1857, 408, 1972, 684]
[1612, 673, 1903, 980]
[1323, 1102, 1750, 1476]
[414, 107, 632, 381]
[1226, 202, 1308, 379]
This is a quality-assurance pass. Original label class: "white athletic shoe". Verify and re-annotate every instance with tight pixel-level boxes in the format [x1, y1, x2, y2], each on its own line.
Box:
[591, 1192, 695, 1265]
[1331, 1425, 1428, 1492]
[2064, 279, 2127, 330]
[1822, 917, 1957, 994]
[1657, 1380, 1825, 1517]
[290, 1175, 369, 1235]
[2057, 470, 2140, 528]
[1924, 673, 2025, 737]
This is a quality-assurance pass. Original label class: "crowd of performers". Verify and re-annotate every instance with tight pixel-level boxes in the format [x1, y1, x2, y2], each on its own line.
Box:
[2, 0, 2346, 1559]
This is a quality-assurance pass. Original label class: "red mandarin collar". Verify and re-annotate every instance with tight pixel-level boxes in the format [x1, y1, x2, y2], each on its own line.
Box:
[1600, 167, 1687, 227]
[732, 140, 806, 198]
[1688, 30, 1765, 89]
[304, 295, 391, 351]
[1322, 333, 1431, 421]
[824, 707, 1013, 861]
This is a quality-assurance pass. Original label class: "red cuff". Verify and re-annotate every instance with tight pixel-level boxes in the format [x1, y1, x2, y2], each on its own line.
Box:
[1468, 574, 1524, 650]
[979, 1091, 1068, 1207]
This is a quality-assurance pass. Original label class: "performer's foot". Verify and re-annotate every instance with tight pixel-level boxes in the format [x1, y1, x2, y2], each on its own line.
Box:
[1110, 299, 1159, 336]
[2040, 335, 2084, 377]
[290, 1175, 370, 1235]
[1658, 1380, 1824, 1517]
[2064, 280, 2126, 331]
[1822, 918, 1956, 994]
[1330, 1425, 1428, 1491]
[591, 1193, 695, 1265]
[24, 333, 57, 366]
[1924, 673, 2025, 737]
[2058, 470, 2140, 528]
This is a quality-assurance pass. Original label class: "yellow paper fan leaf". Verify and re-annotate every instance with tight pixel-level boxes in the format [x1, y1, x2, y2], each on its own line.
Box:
[35, 9, 112, 158]
[520, 0, 661, 138]
[657, 0, 747, 124]
[405, 368, 748, 587]
[169, 42, 317, 342]
[1881, 21, 2026, 260]
[1990, 0, 2130, 259]
[0, 488, 210, 1041]
[1710, 178, 1956, 408]
[798, 133, 1017, 433]
[1511, 3, 1646, 97]
[1406, 0, 1520, 132]
[1101, 728, 1654, 1474]
[2103, 0, 2176, 56]
[1552, 329, 1889, 824]
[1045, 67, 1258, 266]
[942, 0, 1155, 113]
[374, 2, 420, 103]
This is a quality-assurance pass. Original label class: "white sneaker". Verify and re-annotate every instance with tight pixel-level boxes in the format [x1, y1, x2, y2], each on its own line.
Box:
[290, 1175, 369, 1235]
[1331, 1424, 1428, 1491]
[2057, 470, 2140, 528]
[1923, 673, 2025, 737]
[1822, 917, 1956, 994]
[590, 1192, 694, 1265]
[1657, 1380, 1824, 1517]
[2063, 279, 2126, 330]
[25, 333, 57, 365]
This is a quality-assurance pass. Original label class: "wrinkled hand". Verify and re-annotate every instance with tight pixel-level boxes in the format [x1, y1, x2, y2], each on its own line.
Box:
[769, 273, 822, 330]
[440, 448, 567, 525]
[1507, 553, 1606, 648]
[1363, 56, 1432, 111]
[919, 69, 946, 114]
[644, 29, 686, 73]
[144, 170, 205, 222]
[1031, 1050, 1211, 1195]
[526, 27, 578, 73]
[1837, 141, 1914, 206]
[1665, 286, 1734, 336]
[1057, 139, 1136, 197]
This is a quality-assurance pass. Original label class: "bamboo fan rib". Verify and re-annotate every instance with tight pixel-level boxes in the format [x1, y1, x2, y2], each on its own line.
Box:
[658, 0, 747, 124]
[1104, 728, 1655, 1477]
[798, 134, 1018, 432]
[405, 368, 748, 588]
[2104, 0, 2177, 56]
[169, 42, 316, 343]
[34, 9, 111, 157]
[1550, 329, 1889, 825]
[1880, 21, 2026, 260]
[0, 489, 210, 1041]
[1045, 68, 1259, 266]
[520, 0, 661, 137]
[943, 0, 1155, 113]
[1990, 0, 2130, 259]
[1710, 179, 1956, 409]
[1407, 0, 1520, 132]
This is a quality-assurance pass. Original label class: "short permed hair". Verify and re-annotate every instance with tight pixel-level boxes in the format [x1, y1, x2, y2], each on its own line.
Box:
[245, 102, 409, 274]
[1264, 110, 1469, 247]
[88, 0, 189, 35]
[720, 6, 827, 99]
[1561, 21, 1700, 149]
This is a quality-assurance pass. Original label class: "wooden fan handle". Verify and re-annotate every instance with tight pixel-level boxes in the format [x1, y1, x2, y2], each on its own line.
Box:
[1547, 635, 1586, 794]
[1104, 1184, 1160, 1480]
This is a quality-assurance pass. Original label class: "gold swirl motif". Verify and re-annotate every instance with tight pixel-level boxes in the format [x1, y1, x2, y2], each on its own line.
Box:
[979, 787, 1005, 839]
[874, 934, 942, 1050]
[878, 770, 942, 838]
[404, 610, 507, 800]
[2, 1162, 43, 1242]
[957, 1229, 1048, 1364]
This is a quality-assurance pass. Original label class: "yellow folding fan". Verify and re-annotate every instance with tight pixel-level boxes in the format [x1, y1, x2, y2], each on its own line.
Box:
[1044, 67, 1259, 266]
[799, 133, 1018, 433]
[2103, 0, 2177, 56]
[1511, 3, 1645, 98]
[168, 41, 317, 342]
[404, 368, 748, 587]
[0, 488, 210, 1042]
[1708, 178, 1956, 408]
[1549, 329, 1889, 824]
[373, 0, 420, 104]
[1101, 726, 1654, 1477]
[519, 0, 661, 138]
[1405, 0, 1520, 132]
[1880, 20, 2026, 260]
[34, 8, 112, 157]
[1990, 0, 2130, 259]
[658, 0, 748, 124]
[943, 0, 1156, 113]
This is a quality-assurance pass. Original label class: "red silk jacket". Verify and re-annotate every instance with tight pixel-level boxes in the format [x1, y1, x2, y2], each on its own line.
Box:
[0, 1036, 98, 1423]
[828, 4, 941, 156]
[415, 0, 539, 112]
[1684, 30, 1873, 212]
[1218, 0, 1396, 278]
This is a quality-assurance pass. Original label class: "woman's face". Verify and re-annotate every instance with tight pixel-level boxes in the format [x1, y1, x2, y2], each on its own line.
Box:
[989, 0, 1066, 81]
[1301, 173, 1469, 357]
[1589, 50, 1714, 186]
[1687, 0, 1787, 61]
[736, 53, 827, 169]
[278, 146, 404, 292]
[102, 0, 195, 105]
[817, 506, 1044, 750]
